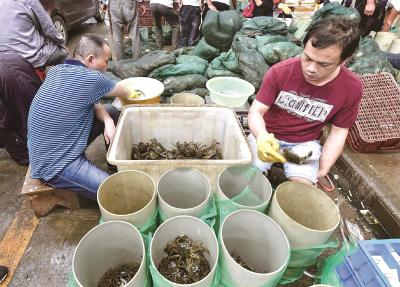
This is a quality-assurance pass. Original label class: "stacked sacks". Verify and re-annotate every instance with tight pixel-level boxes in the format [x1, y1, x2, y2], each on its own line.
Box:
[202, 10, 244, 52]
[347, 37, 396, 76]
[206, 49, 241, 78]
[256, 35, 303, 65]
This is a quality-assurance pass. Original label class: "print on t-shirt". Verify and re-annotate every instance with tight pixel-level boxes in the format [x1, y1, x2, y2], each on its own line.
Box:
[274, 91, 333, 122]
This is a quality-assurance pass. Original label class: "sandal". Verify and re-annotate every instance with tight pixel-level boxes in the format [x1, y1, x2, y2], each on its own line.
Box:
[317, 174, 335, 192]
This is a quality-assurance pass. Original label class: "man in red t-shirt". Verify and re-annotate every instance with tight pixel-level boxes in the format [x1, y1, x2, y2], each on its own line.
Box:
[248, 17, 362, 185]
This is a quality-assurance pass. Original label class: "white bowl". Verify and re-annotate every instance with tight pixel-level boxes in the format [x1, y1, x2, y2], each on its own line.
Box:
[206, 77, 255, 107]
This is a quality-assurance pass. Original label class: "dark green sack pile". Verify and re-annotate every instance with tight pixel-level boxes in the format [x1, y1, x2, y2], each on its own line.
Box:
[255, 35, 290, 51]
[149, 55, 208, 80]
[180, 87, 209, 97]
[202, 10, 244, 51]
[231, 33, 257, 53]
[163, 74, 208, 94]
[258, 41, 303, 65]
[206, 65, 241, 78]
[192, 38, 220, 61]
[240, 16, 288, 37]
[347, 38, 396, 75]
[211, 50, 240, 73]
[238, 51, 269, 89]
[311, 2, 360, 25]
[110, 50, 176, 79]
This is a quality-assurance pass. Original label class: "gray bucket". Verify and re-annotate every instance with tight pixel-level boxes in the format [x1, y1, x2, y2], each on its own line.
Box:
[73, 221, 146, 287]
[158, 167, 211, 220]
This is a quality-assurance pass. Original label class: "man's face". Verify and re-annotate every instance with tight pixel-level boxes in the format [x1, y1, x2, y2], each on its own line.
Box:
[301, 39, 342, 86]
[88, 45, 111, 73]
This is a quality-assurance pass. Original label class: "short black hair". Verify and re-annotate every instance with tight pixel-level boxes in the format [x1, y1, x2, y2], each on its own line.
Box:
[303, 17, 360, 62]
[73, 34, 110, 59]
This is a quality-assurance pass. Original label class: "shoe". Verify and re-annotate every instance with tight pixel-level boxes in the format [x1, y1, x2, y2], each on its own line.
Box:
[0, 266, 8, 283]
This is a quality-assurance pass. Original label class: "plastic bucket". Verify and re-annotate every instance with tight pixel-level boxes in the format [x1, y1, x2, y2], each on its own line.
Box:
[217, 165, 272, 212]
[150, 215, 219, 287]
[170, 93, 205, 106]
[158, 167, 211, 220]
[374, 32, 399, 52]
[219, 210, 290, 287]
[98, 170, 157, 228]
[268, 181, 340, 249]
[73, 221, 146, 287]
[206, 77, 255, 107]
[118, 77, 164, 105]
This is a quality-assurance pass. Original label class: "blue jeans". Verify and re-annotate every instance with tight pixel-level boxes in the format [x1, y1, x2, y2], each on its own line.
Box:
[45, 104, 119, 200]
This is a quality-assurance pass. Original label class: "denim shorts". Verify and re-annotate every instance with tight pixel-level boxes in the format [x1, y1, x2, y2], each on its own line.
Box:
[247, 134, 322, 183]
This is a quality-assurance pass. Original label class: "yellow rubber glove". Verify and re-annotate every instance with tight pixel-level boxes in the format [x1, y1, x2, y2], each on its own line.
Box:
[278, 3, 291, 14]
[256, 131, 287, 163]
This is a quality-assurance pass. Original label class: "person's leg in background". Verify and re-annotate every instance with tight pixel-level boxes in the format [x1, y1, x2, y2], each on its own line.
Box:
[125, 0, 141, 60]
[45, 104, 119, 200]
[0, 52, 42, 165]
[151, 3, 164, 49]
[162, 5, 180, 50]
[110, 0, 126, 60]
[188, 6, 201, 46]
[179, 5, 191, 47]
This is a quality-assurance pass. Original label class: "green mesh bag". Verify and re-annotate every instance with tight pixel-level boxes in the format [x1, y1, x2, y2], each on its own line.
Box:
[258, 42, 303, 65]
[158, 195, 217, 229]
[279, 241, 339, 284]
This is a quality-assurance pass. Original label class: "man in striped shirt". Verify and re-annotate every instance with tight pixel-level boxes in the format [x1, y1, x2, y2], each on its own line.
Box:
[28, 34, 129, 200]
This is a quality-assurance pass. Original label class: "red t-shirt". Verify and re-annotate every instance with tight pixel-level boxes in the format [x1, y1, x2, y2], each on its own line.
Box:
[256, 57, 362, 143]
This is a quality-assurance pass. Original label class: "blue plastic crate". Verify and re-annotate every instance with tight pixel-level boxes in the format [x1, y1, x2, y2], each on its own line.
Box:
[336, 260, 362, 287]
[346, 239, 400, 287]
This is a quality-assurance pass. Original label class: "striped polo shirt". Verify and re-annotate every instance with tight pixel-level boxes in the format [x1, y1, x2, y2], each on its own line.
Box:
[27, 60, 116, 181]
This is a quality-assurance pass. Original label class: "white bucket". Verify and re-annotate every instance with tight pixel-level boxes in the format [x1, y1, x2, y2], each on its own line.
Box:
[374, 32, 399, 52]
[219, 210, 290, 287]
[97, 170, 157, 228]
[268, 181, 340, 249]
[170, 93, 205, 106]
[150, 215, 219, 287]
[158, 167, 211, 220]
[217, 165, 272, 212]
[73, 221, 146, 287]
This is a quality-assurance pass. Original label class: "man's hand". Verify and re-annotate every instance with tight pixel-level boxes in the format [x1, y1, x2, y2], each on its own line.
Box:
[104, 119, 116, 145]
[139, 4, 146, 16]
[256, 131, 287, 163]
[364, 1, 375, 16]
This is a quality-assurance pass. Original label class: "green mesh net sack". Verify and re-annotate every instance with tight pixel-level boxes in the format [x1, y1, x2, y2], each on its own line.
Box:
[98, 206, 159, 236]
[206, 65, 241, 78]
[211, 49, 241, 73]
[258, 42, 303, 65]
[311, 2, 360, 26]
[279, 241, 339, 284]
[255, 35, 290, 51]
[231, 33, 257, 53]
[192, 37, 221, 61]
[158, 195, 217, 229]
[347, 37, 396, 76]
[240, 17, 288, 37]
[202, 10, 244, 51]
[149, 55, 208, 80]
[238, 51, 269, 89]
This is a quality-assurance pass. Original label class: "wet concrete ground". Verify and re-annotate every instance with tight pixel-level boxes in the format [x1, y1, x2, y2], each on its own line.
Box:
[0, 19, 397, 287]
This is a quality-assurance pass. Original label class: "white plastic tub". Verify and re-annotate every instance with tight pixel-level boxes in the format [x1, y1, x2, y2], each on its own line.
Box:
[107, 105, 252, 189]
